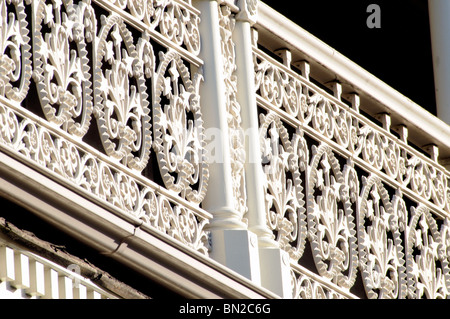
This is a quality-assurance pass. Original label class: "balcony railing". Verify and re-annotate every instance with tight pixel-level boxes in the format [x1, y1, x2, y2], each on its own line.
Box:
[0, 0, 449, 299]
[254, 2, 450, 299]
[0, 0, 211, 255]
[254, 41, 450, 299]
[0, 239, 118, 299]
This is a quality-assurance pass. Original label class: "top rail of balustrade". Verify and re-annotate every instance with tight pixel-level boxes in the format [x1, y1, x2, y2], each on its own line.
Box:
[256, 1, 450, 162]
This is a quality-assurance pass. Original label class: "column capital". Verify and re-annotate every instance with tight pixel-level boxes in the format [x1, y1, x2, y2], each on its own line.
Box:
[236, 0, 258, 25]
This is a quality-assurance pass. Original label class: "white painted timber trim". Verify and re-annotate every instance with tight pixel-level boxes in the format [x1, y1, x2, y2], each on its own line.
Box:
[0, 239, 117, 299]
[0, 150, 278, 299]
[257, 2, 450, 159]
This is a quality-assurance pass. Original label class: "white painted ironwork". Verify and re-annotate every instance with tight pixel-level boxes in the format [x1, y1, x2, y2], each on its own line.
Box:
[0, 0, 210, 257]
[252, 4, 450, 298]
[0, 0, 449, 299]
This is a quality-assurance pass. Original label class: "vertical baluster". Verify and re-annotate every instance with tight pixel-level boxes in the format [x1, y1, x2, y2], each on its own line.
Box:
[86, 288, 102, 299]
[58, 275, 73, 299]
[293, 60, 310, 81]
[376, 112, 391, 132]
[331, 81, 342, 101]
[28, 259, 45, 297]
[274, 48, 292, 68]
[394, 124, 408, 143]
[12, 252, 30, 290]
[344, 92, 360, 112]
[0, 246, 15, 282]
[73, 283, 87, 299]
[43, 267, 59, 299]
[423, 144, 439, 162]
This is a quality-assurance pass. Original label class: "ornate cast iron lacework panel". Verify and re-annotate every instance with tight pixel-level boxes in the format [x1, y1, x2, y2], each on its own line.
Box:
[0, 0, 210, 255]
[254, 47, 450, 299]
[2, 0, 450, 299]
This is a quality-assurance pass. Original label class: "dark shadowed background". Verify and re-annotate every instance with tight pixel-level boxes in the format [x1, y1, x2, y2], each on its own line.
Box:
[260, 0, 436, 115]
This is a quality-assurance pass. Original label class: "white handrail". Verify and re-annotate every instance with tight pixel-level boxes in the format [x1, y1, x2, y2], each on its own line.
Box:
[257, 1, 450, 160]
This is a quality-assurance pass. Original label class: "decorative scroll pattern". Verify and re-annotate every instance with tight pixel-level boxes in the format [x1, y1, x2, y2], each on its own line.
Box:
[255, 48, 450, 298]
[259, 112, 306, 260]
[94, 13, 151, 170]
[254, 49, 449, 211]
[357, 176, 407, 299]
[290, 267, 346, 299]
[32, 0, 94, 138]
[406, 206, 450, 298]
[0, 0, 209, 253]
[0, 103, 210, 254]
[153, 49, 208, 204]
[307, 145, 358, 290]
[106, 0, 201, 55]
[218, 3, 247, 217]
[0, 0, 31, 103]
[1, 0, 450, 300]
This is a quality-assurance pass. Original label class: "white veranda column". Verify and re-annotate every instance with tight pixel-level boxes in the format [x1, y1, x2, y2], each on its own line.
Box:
[233, 0, 292, 298]
[193, 0, 260, 284]
[429, 0, 450, 124]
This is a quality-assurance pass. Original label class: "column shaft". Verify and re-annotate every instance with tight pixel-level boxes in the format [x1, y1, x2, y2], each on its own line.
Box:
[429, 0, 450, 124]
